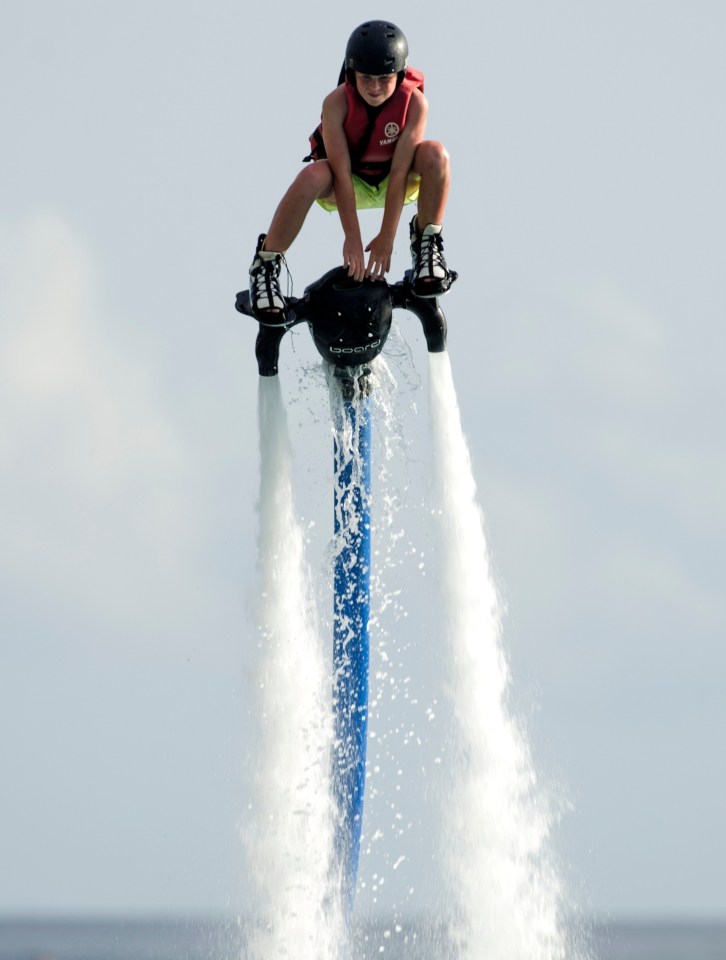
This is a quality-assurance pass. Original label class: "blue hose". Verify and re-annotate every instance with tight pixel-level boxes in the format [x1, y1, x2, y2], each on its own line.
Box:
[332, 384, 372, 918]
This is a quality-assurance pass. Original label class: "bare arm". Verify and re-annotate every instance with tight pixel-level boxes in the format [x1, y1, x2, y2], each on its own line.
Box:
[365, 89, 428, 278]
[322, 87, 366, 280]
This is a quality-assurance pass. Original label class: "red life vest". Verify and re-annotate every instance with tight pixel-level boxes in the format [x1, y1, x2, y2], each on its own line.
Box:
[305, 66, 425, 186]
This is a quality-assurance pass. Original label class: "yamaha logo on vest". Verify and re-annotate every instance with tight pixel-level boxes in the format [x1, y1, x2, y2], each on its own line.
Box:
[380, 121, 400, 146]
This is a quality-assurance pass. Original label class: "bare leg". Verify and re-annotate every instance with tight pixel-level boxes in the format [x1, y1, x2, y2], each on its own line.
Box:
[407, 141, 452, 295]
[411, 141, 450, 228]
[264, 161, 335, 252]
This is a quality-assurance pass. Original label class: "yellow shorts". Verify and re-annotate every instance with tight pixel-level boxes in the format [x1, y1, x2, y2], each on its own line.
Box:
[316, 173, 421, 212]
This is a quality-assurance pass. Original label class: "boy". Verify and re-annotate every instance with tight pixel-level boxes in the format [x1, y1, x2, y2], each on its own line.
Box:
[249, 20, 453, 321]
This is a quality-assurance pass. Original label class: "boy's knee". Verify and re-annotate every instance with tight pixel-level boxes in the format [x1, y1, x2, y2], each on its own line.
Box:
[415, 140, 449, 179]
[297, 161, 334, 198]
[417, 140, 450, 174]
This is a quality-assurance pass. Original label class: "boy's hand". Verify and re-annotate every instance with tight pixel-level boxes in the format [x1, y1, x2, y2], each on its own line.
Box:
[343, 236, 366, 281]
[364, 234, 394, 279]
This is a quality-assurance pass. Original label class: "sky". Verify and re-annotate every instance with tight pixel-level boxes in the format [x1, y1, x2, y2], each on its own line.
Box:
[1, 0, 725, 923]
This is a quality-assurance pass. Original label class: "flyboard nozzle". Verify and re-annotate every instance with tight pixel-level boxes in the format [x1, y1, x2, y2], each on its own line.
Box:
[390, 269, 454, 353]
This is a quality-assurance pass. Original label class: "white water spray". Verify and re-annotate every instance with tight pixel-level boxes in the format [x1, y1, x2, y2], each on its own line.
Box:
[428, 352, 566, 960]
[242, 350, 576, 960]
[244, 376, 342, 960]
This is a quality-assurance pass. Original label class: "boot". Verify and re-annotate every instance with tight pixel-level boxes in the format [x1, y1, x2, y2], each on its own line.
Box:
[409, 217, 451, 298]
[249, 234, 286, 320]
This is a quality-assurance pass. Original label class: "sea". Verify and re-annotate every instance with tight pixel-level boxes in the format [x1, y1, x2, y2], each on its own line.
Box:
[1, 917, 725, 960]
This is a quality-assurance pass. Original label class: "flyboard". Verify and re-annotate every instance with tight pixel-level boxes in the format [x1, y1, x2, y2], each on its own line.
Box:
[236, 265, 455, 917]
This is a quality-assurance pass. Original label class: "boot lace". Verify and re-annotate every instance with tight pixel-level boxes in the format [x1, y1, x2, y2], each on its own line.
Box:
[416, 231, 447, 280]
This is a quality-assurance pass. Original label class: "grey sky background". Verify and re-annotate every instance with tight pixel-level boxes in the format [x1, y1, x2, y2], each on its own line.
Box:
[1, 0, 724, 922]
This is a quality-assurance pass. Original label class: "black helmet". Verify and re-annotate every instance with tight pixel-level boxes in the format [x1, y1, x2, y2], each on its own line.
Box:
[345, 21, 408, 75]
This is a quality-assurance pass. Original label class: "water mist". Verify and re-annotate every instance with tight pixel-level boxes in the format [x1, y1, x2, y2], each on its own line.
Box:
[428, 352, 567, 960]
